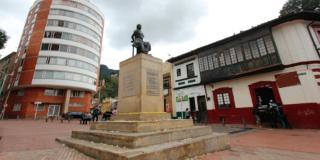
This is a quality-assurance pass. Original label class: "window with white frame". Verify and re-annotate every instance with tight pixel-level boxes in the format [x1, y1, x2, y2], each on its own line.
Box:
[44, 89, 64, 96]
[224, 51, 231, 65]
[213, 54, 219, 68]
[229, 48, 237, 64]
[214, 87, 234, 109]
[235, 46, 244, 62]
[36, 104, 45, 111]
[264, 35, 276, 54]
[243, 43, 252, 60]
[203, 56, 209, 70]
[71, 90, 84, 98]
[176, 68, 181, 77]
[217, 93, 231, 108]
[186, 63, 195, 78]
[207, 55, 214, 70]
[69, 102, 84, 107]
[250, 41, 260, 58]
[13, 104, 22, 111]
[257, 38, 267, 56]
[198, 57, 204, 71]
[219, 53, 225, 66]
[34, 71, 96, 85]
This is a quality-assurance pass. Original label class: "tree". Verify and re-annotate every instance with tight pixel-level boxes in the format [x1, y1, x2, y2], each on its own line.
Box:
[95, 75, 119, 102]
[280, 0, 320, 16]
[0, 29, 8, 50]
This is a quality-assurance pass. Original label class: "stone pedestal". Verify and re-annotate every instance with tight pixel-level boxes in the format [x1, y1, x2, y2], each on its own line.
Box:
[115, 54, 167, 121]
[57, 54, 230, 160]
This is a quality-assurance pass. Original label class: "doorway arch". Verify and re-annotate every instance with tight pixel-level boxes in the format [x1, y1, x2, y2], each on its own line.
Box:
[248, 81, 282, 107]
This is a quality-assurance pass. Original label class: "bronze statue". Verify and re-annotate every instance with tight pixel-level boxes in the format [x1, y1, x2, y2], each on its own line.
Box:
[131, 24, 151, 55]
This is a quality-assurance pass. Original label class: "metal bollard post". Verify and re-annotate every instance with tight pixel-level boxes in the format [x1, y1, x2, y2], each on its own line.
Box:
[242, 118, 247, 129]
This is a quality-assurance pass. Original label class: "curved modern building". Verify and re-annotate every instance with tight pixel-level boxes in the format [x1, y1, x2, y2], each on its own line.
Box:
[6, 0, 104, 118]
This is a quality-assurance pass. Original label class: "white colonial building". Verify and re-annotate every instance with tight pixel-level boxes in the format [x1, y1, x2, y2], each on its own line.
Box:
[169, 54, 208, 121]
[168, 12, 320, 128]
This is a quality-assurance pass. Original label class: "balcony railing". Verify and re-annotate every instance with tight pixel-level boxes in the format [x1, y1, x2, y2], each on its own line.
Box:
[200, 53, 282, 83]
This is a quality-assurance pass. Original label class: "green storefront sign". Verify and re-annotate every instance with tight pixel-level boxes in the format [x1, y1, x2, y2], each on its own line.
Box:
[176, 95, 189, 102]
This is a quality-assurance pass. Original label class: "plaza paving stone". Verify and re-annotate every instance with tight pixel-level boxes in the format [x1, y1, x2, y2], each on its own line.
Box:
[1, 120, 320, 160]
[195, 129, 320, 160]
[0, 119, 93, 160]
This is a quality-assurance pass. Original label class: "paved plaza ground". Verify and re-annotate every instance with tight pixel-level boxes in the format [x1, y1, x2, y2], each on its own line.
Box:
[0, 120, 319, 160]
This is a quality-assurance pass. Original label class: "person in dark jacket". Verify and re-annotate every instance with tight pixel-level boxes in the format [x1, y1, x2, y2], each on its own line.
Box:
[185, 108, 190, 119]
[102, 111, 112, 121]
[81, 112, 92, 124]
[91, 107, 100, 122]
[268, 100, 278, 128]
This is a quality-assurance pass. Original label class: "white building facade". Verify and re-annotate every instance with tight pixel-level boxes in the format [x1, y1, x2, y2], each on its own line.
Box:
[169, 55, 208, 121]
[169, 12, 320, 128]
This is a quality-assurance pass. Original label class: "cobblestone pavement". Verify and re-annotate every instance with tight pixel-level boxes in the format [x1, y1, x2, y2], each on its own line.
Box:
[1, 120, 320, 160]
[195, 129, 320, 160]
[0, 119, 93, 160]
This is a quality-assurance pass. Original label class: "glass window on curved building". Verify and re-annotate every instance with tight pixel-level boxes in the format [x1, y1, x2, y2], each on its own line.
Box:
[44, 31, 100, 52]
[49, 9, 102, 33]
[37, 56, 98, 73]
[44, 89, 64, 96]
[34, 70, 96, 85]
[47, 20, 101, 42]
[40, 43, 99, 62]
[52, 0, 103, 24]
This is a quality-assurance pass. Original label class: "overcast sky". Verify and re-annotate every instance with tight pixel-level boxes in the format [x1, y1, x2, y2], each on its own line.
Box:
[0, 0, 287, 69]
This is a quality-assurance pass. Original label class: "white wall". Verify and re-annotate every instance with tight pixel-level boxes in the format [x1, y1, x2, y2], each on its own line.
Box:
[279, 65, 320, 104]
[174, 85, 206, 112]
[272, 20, 319, 65]
[206, 72, 276, 110]
[205, 66, 320, 110]
[32, 79, 96, 92]
[173, 56, 201, 88]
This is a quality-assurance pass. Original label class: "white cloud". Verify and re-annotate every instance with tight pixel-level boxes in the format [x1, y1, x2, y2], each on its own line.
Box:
[0, 0, 287, 69]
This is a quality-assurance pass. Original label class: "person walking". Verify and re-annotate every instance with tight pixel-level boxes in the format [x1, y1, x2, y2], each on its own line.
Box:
[185, 108, 190, 119]
[91, 107, 99, 122]
[112, 107, 118, 116]
[81, 112, 92, 124]
[252, 106, 261, 127]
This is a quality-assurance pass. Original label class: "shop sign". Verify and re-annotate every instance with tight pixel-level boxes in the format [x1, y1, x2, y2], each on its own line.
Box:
[176, 95, 188, 102]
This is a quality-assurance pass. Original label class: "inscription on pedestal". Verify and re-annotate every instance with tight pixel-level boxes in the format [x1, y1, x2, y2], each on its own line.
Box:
[122, 71, 136, 97]
[146, 69, 160, 96]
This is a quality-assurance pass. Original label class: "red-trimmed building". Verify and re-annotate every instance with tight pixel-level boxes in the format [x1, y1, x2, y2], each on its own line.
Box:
[5, 0, 104, 119]
[168, 12, 320, 129]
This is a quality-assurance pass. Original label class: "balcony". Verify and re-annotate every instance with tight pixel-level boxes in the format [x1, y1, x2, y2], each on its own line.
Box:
[200, 53, 283, 83]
